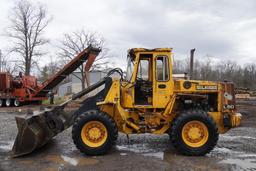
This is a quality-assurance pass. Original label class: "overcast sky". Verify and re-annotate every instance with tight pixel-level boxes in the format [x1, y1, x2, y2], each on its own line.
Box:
[0, 0, 256, 69]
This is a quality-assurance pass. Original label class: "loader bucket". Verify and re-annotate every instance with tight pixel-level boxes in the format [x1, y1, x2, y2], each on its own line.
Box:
[11, 76, 110, 157]
[11, 106, 74, 157]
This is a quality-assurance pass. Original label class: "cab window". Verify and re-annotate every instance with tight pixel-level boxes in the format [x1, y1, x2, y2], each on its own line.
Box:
[137, 59, 149, 80]
[156, 56, 169, 81]
[126, 57, 134, 81]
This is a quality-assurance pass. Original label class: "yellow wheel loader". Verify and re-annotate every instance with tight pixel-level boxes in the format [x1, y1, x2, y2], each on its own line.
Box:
[12, 47, 241, 157]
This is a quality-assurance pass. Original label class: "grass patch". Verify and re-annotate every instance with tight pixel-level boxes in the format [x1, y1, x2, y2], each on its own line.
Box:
[42, 96, 66, 105]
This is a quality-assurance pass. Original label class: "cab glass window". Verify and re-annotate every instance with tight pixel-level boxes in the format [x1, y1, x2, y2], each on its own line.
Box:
[126, 57, 134, 81]
[137, 59, 149, 80]
[156, 56, 169, 81]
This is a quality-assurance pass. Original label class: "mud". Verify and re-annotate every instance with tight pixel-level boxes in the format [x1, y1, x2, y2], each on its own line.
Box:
[0, 100, 256, 171]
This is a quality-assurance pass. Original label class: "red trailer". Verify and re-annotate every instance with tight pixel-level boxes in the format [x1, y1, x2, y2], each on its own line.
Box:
[0, 47, 100, 107]
[0, 73, 44, 107]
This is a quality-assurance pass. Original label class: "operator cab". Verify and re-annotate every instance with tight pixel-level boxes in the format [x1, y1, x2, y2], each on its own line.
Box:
[123, 48, 174, 108]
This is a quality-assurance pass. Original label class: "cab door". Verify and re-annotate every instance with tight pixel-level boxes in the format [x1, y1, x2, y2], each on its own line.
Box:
[153, 55, 174, 108]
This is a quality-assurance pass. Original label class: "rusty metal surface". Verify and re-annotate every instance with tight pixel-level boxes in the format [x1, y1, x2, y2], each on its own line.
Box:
[35, 47, 101, 97]
[11, 106, 75, 157]
[0, 47, 100, 104]
[11, 76, 108, 157]
[12, 115, 54, 157]
[0, 72, 12, 91]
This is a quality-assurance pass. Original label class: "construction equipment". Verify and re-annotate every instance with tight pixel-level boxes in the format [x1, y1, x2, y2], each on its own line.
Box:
[12, 48, 241, 157]
[0, 73, 44, 107]
[0, 47, 99, 107]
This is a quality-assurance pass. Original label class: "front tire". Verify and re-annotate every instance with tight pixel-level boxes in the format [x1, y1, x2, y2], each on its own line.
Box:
[170, 110, 219, 156]
[72, 110, 118, 156]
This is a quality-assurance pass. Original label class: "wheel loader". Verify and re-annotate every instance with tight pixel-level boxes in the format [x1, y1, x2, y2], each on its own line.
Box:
[12, 47, 241, 157]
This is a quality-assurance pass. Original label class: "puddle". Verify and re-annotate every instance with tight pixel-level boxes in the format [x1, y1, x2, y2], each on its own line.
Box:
[211, 147, 243, 154]
[238, 154, 256, 158]
[0, 141, 14, 151]
[213, 146, 256, 170]
[220, 158, 256, 170]
[120, 153, 127, 156]
[45, 167, 59, 171]
[78, 157, 99, 166]
[61, 155, 78, 166]
[116, 144, 156, 153]
[44, 154, 98, 166]
[18, 160, 34, 165]
[116, 144, 164, 160]
[220, 135, 256, 140]
[142, 152, 164, 160]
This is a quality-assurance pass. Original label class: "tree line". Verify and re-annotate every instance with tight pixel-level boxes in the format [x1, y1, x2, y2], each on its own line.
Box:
[173, 57, 256, 90]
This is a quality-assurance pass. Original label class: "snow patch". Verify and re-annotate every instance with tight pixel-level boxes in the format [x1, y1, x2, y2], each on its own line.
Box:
[116, 144, 152, 153]
[0, 141, 14, 151]
[212, 147, 256, 162]
[142, 152, 164, 160]
[221, 135, 256, 140]
[238, 154, 256, 158]
[61, 155, 78, 166]
[116, 144, 164, 160]
[212, 147, 242, 154]
[220, 158, 256, 170]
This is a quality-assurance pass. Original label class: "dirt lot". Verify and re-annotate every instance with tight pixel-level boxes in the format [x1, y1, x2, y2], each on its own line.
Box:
[0, 101, 256, 171]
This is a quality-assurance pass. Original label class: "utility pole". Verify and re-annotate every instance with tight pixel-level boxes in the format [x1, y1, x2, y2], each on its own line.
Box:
[190, 48, 196, 79]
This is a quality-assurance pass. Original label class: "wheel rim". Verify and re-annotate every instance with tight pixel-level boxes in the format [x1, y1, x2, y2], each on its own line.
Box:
[182, 121, 209, 148]
[6, 99, 11, 107]
[14, 99, 20, 107]
[81, 121, 108, 148]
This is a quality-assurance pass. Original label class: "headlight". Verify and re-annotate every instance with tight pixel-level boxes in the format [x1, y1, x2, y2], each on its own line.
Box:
[223, 104, 235, 110]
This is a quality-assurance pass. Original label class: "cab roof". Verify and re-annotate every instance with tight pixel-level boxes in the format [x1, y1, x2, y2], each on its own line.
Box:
[128, 48, 172, 54]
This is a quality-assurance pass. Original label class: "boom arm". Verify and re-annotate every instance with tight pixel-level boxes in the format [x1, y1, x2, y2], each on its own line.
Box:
[12, 76, 111, 157]
[35, 47, 101, 97]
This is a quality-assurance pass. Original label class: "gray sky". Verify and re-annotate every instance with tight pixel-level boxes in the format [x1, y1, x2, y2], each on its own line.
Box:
[0, 0, 256, 69]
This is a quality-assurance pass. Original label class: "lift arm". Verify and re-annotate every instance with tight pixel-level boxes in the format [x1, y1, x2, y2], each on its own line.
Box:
[12, 75, 110, 157]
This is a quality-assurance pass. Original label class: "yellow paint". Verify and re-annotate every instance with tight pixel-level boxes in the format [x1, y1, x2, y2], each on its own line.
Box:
[81, 121, 108, 148]
[208, 112, 227, 134]
[182, 121, 209, 148]
[230, 113, 242, 127]
[94, 48, 240, 139]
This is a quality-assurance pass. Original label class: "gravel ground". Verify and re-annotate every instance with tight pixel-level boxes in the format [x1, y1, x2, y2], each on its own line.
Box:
[0, 101, 256, 171]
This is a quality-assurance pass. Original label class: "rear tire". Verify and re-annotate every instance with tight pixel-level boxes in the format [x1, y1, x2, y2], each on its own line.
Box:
[72, 110, 118, 156]
[5, 99, 11, 107]
[0, 99, 3, 107]
[170, 110, 219, 156]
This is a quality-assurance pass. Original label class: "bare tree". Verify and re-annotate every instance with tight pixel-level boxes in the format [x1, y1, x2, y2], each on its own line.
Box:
[0, 50, 19, 74]
[58, 29, 109, 90]
[172, 55, 256, 90]
[6, 0, 51, 75]
[200, 57, 212, 80]
[39, 56, 61, 82]
[243, 64, 256, 89]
